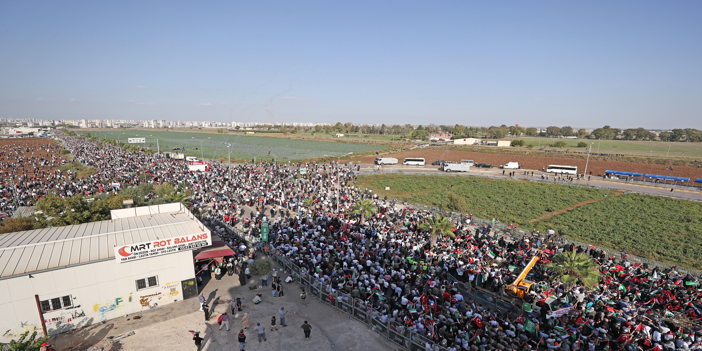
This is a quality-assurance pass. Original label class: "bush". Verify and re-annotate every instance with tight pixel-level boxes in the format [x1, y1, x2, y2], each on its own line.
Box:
[577, 142, 588, 148]
[61, 149, 71, 155]
[249, 259, 273, 278]
[552, 141, 567, 148]
[510, 139, 525, 147]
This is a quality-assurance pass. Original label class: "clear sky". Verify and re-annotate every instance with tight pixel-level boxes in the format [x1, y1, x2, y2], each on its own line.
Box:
[1, 1, 701, 129]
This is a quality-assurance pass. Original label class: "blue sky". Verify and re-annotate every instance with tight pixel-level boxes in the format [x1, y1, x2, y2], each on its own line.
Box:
[1, 1, 700, 129]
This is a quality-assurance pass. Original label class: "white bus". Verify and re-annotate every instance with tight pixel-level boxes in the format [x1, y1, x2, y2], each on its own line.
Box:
[374, 157, 398, 165]
[546, 165, 578, 175]
[403, 158, 426, 166]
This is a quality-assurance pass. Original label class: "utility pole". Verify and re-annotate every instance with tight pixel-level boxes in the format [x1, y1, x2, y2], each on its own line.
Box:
[584, 142, 593, 178]
[156, 139, 160, 154]
[667, 144, 671, 157]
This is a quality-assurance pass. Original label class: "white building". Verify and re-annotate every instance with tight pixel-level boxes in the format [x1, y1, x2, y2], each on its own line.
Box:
[0, 203, 210, 342]
[453, 138, 480, 145]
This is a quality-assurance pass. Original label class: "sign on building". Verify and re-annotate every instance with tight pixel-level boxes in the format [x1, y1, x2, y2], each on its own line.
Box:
[113, 233, 212, 263]
[128, 138, 146, 144]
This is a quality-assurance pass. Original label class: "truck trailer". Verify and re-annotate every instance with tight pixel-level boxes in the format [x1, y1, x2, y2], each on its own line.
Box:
[442, 163, 471, 172]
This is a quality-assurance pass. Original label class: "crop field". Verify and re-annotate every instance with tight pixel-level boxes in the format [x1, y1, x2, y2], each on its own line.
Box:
[80, 130, 385, 161]
[358, 174, 702, 269]
[356, 174, 613, 225]
[533, 193, 702, 269]
[512, 137, 702, 158]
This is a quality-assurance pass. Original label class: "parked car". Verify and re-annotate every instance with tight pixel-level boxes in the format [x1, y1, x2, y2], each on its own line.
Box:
[431, 160, 446, 166]
[475, 163, 494, 168]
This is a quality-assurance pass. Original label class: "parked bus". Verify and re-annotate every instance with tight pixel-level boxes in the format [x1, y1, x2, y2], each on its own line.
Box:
[546, 165, 578, 175]
[374, 157, 398, 165]
[403, 158, 426, 166]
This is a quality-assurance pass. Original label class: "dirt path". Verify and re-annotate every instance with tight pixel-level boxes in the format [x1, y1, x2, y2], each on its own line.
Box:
[529, 191, 624, 223]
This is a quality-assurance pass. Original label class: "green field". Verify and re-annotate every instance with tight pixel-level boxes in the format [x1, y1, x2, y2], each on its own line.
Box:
[533, 193, 702, 269]
[358, 174, 702, 269]
[81, 130, 386, 161]
[512, 137, 702, 158]
[356, 174, 613, 225]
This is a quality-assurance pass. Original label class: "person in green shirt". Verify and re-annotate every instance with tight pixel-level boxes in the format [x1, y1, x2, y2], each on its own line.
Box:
[300, 321, 312, 340]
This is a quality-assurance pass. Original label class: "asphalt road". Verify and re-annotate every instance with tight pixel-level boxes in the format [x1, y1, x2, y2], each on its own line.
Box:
[358, 164, 702, 202]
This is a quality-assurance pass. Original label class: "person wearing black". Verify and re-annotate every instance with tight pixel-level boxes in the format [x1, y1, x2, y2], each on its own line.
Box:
[238, 329, 247, 351]
[193, 332, 203, 351]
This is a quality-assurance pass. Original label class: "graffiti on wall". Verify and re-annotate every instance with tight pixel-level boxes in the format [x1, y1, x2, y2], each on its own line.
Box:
[138, 281, 182, 309]
[164, 281, 181, 296]
[93, 293, 133, 321]
[3, 323, 38, 338]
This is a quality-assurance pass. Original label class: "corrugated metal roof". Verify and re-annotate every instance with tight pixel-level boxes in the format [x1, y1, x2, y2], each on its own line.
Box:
[11, 206, 36, 219]
[0, 211, 206, 278]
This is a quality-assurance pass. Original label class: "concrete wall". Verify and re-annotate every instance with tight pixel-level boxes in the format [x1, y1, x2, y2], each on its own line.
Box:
[0, 250, 194, 343]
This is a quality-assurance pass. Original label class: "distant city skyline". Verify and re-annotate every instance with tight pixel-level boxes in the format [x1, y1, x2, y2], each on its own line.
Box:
[1, 1, 701, 129]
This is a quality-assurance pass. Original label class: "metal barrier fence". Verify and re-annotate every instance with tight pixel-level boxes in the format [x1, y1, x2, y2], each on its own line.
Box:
[269, 252, 455, 351]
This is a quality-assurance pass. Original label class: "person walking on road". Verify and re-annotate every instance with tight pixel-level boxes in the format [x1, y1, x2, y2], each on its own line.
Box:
[279, 307, 288, 327]
[254, 323, 267, 342]
[219, 312, 230, 331]
[193, 332, 203, 351]
[237, 329, 246, 351]
[277, 283, 284, 297]
[271, 281, 277, 297]
[229, 298, 237, 314]
[300, 289, 308, 307]
[301, 321, 312, 340]
[198, 292, 206, 311]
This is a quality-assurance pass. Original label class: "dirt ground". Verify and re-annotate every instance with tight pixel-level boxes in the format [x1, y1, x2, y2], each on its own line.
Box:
[356, 149, 702, 180]
[0, 137, 66, 183]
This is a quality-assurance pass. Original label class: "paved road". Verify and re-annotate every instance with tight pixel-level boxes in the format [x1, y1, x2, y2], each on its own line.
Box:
[358, 164, 702, 202]
[52, 267, 398, 351]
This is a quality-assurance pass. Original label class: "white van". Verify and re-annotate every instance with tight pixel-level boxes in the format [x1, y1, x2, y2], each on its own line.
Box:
[501, 162, 519, 169]
[375, 157, 398, 165]
[186, 156, 199, 162]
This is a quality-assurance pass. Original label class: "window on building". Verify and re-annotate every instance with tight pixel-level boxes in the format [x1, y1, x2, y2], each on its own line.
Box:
[40, 295, 72, 312]
[136, 276, 159, 291]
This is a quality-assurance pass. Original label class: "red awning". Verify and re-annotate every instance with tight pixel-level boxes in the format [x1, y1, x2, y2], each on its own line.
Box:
[194, 241, 235, 262]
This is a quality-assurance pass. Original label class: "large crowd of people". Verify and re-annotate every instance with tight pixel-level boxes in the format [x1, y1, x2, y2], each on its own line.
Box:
[1, 133, 701, 351]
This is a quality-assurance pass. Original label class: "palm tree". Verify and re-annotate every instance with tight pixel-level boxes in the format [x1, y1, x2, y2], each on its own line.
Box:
[419, 215, 455, 247]
[350, 199, 377, 224]
[545, 250, 602, 289]
[303, 198, 315, 207]
[170, 191, 191, 206]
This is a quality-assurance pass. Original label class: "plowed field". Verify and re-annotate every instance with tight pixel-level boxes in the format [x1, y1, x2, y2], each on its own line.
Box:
[356, 149, 702, 180]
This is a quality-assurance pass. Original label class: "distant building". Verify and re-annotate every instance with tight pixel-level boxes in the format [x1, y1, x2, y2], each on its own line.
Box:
[453, 138, 480, 145]
[430, 133, 453, 141]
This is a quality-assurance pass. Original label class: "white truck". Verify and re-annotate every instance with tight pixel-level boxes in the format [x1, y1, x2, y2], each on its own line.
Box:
[185, 156, 199, 162]
[442, 163, 471, 172]
[375, 157, 398, 165]
[501, 161, 520, 169]
[188, 161, 209, 172]
[461, 160, 474, 166]
[168, 153, 185, 160]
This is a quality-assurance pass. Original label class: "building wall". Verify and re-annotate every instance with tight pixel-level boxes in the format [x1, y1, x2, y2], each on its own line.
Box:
[453, 138, 479, 145]
[0, 250, 195, 342]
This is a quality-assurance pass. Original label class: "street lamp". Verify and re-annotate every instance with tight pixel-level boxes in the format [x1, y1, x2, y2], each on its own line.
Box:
[584, 142, 594, 179]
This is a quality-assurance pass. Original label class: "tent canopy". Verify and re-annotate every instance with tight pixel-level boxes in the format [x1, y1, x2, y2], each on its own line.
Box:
[194, 241, 235, 262]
